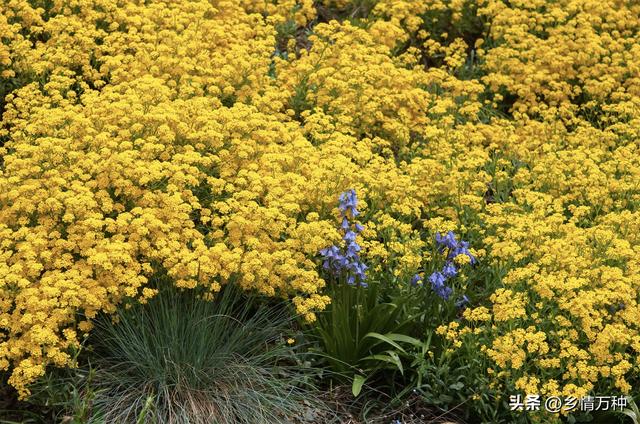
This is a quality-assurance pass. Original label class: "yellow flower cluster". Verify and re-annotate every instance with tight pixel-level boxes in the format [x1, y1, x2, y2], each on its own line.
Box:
[1, 0, 639, 403]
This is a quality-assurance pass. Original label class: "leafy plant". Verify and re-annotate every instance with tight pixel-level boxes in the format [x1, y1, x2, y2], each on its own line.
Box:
[311, 281, 414, 396]
[616, 396, 640, 424]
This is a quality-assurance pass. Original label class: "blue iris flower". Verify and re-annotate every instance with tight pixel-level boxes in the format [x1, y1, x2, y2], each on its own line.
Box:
[429, 271, 453, 300]
[429, 271, 446, 290]
[345, 241, 361, 257]
[433, 283, 453, 300]
[449, 241, 477, 264]
[435, 231, 458, 250]
[319, 246, 341, 268]
[442, 262, 457, 278]
[320, 189, 368, 287]
[339, 189, 359, 217]
[428, 231, 476, 301]
[343, 230, 357, 243]
[429, 265, 455, 299]
[455, 295, 470, 308]
[436, 231, 477, 265]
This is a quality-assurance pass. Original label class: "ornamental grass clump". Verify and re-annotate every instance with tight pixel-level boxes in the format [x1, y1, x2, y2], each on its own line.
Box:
[85, 282, 323, 424]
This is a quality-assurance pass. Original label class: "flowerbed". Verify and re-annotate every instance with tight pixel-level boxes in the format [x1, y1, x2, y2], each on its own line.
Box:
[1, 0, 640, 422]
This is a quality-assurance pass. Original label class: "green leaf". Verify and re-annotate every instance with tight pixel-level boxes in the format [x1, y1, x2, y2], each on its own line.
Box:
[621, 410, 638, 424]
[363, 332, 407, 353]
[387, 351, 403, 375]
[382, 333, 423, 347]
[448, 382, 464, 391]
[363, 351, 404, 375]
[352, 374, 366, 397]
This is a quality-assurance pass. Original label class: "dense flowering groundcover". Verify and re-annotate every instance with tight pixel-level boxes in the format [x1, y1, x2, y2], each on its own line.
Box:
[1, 0, 640, 419]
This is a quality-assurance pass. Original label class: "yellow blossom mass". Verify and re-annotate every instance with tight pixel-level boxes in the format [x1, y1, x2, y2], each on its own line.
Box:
[1, 0, 639, 404]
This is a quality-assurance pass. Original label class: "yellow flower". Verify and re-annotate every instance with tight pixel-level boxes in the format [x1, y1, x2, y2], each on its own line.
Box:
[2, 0, 640, 402]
